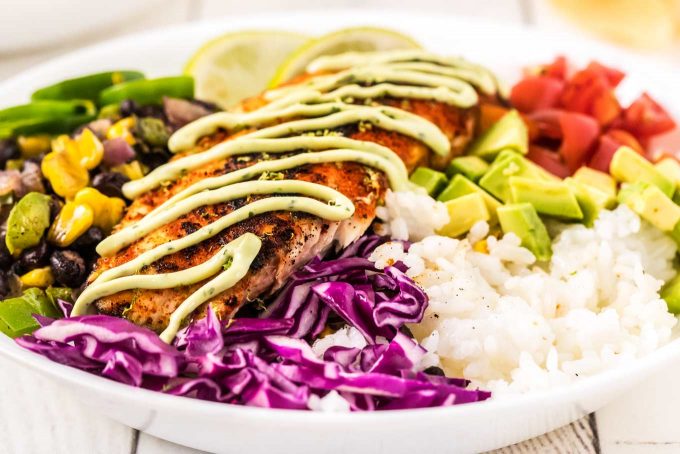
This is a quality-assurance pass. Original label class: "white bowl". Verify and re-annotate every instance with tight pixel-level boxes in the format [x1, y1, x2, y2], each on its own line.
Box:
[1, 10, 679, 454]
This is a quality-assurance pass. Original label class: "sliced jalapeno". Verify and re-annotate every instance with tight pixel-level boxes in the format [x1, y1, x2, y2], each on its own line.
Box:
[0, 113, 97, 139]
[99, 76, 194, 106]
[0, 100, 95, 123]
[31, 70, 145, 103]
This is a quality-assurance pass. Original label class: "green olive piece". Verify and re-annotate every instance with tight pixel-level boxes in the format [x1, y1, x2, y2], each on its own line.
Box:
[5, 192, 52, 255]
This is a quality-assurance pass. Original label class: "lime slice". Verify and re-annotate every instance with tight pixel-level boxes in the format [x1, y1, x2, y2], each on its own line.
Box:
[269, 27, 421, 88]
[184, 30, 309, 109]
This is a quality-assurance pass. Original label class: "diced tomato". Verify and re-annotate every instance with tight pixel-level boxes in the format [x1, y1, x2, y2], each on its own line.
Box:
[605, 129, 644, 154]
[527, 145, 570, 178]
[586, 61, 625, 87]
[591, 89, 621, 126]
[510, 76, 565, 113]
[560, 67, 621, 126]
[541, 56, 568, 80]
[646, 127, 680, 161]
[528, 109, 563, 139]
[479, 103, 510, 134]
[588, 130, 643, 173]
[528, 109, 599, 171]
[621, 93, 676, 138]
[559, 112, 600, 172]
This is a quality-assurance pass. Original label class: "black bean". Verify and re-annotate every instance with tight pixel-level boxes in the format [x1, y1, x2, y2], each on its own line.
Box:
[71, 227, 104, 251]
[119, 100, 138, 117]
[138, 150, 170, 171]
[18, 241, 49, 270]
[0, 273, 8, 299]
[0, 139, 19, 168]
[49, 250, 87, 287]
[0, 234, 11, 270]
[10, 261, 26, 277]
[48, 195, 63, 222]
[92, 172, 130, 199]
[423, 366, 446, 377]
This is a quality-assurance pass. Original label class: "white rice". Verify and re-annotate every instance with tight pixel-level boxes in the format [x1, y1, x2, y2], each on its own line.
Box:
[366, 191, 678, 395]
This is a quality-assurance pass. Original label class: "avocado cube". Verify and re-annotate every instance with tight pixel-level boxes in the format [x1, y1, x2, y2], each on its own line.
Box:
[0, 297, 39, 337]
[437, 193, 490, 238]
[479, 152, 540, 202]
[468, 110, 528, 160]
[564, 179, 600, 227]
[661, 272, 680, 314]
[508, 176, 583, 220]
[573, 166, 617, 196]
[497, 203, 552, 261]
[618, 181, 680, 232]
[409, 167, 448, 197]
[656, 158, 680, 191]
[445, 156, 490, 181]
[22, 288, 61, 319]
[437, 174, 502, 223]
[610, 146, 674, 197]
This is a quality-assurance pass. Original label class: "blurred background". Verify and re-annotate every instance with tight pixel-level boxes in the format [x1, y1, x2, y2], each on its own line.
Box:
[2, 0, 680, 81]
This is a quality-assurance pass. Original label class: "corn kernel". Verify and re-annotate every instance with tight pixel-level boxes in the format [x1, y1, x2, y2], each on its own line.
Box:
[112, 160, 145, 180]
[74, 187, 125, 233]
[107, 117, 136, 145]
[41, 150, 89, 199]
[17, 135, 51, 158]
[48, 201, 94, 247]
[5, 159, 24, 171]
[472, 239, 489, 254]
[19, 267, 54, 288]
[70, 129, 104, 170]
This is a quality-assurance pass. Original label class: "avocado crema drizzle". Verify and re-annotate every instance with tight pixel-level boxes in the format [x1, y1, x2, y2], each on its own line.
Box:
[71, 50, 503, 343]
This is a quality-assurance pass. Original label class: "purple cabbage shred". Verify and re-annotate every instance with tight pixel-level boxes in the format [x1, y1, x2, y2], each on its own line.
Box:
[16, 235, 490, 410]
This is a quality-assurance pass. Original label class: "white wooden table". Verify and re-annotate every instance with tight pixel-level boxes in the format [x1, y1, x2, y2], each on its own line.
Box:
[2, 1, 680, 452]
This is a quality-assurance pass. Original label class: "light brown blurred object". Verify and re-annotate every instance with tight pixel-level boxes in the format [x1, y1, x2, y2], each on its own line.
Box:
[550, 0, 680, 49]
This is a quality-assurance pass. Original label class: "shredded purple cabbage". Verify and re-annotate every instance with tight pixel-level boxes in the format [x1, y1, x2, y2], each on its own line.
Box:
[16, 235, 490, 410]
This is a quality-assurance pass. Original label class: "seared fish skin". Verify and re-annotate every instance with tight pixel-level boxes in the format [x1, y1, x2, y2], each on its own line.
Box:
[91, 96, 478, 332]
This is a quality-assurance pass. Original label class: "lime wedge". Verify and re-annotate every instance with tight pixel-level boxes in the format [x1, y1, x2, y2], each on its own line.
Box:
[269, 27, 421, 88]
[184, 30, 309, 109]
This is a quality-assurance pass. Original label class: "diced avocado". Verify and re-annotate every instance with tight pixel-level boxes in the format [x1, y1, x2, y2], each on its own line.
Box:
[22, 288, 61, 319]
[468, 110, 528, 160]
[495, 149, 560, 182]
[409, 167, 448, 197]
[0, 297, 40, 338]
[610, 146, 674, 197]
[617, 181, 680, 232]
[436, 193, 490, 237]
[508, 177, 583, 220]
[565, 177, 616, 210]
[564, 179, 600, 227]
[661, 273, 680, 314]
[437, 174, 502, 223]
[670, 219, 680, 247]
[497, 203, 552, 261]
[445, 156, 489, 181]
[656, 158, 680, 191]
[479, 152, 542, 202]
[573, 166, 617, 196]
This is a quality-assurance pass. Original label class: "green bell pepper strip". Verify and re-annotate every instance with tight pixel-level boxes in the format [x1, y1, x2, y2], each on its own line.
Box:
[31, 70, 145, 103]
[99, 76, 194, 106]
[0, 113, 96, 139]
[0, 99, 95, 123]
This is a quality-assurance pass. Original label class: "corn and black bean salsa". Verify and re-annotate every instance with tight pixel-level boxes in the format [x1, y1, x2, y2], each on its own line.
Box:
[0, 71, 212, 337]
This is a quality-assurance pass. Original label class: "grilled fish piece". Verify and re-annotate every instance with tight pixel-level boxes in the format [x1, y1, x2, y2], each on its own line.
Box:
[91, 94, 478, 332]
